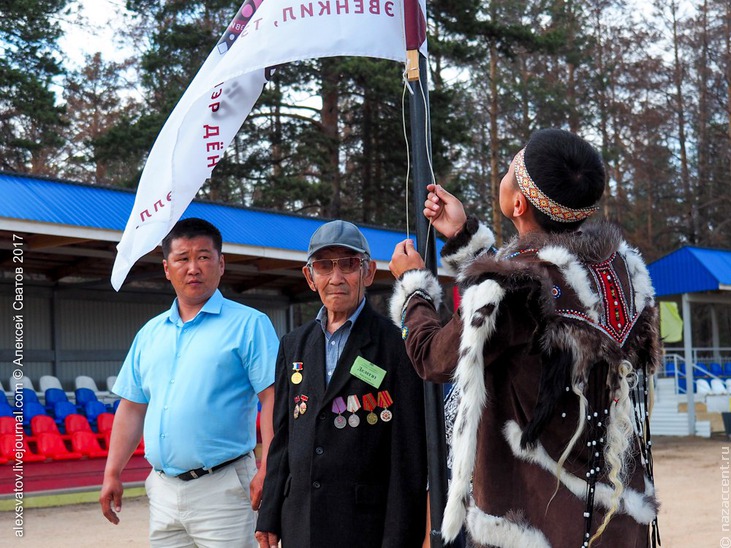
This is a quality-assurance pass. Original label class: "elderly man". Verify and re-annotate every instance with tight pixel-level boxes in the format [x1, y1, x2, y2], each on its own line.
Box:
[100, 217, 278, 547]
[256, 220, 428, 548]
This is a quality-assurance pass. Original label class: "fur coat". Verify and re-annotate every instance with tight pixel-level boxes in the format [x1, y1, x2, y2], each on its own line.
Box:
[390, 218, 661, 548]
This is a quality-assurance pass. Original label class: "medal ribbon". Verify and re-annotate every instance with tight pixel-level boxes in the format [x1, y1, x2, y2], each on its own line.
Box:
[377, 390, 393, 409]
[346, 395, 361, 413]
[331, 396, 346, 414]
[362, 393, 377, 412]
[300, 395, 308, 403]
[292, 362, 303, 371]
[294, 395, 301, 404]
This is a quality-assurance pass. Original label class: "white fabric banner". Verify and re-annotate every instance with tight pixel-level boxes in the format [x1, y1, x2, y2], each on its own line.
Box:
[111, 0, 412, 290]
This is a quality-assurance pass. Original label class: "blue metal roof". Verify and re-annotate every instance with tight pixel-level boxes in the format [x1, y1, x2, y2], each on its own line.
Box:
[648, 246, 731, 297]
[0, 171, 441, 263]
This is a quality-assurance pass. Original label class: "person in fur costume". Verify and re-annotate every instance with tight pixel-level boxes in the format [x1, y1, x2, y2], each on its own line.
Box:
[389, 129, 660, 548]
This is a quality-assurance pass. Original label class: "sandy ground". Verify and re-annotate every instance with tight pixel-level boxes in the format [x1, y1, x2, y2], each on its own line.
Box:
[0, 434, 726, 547]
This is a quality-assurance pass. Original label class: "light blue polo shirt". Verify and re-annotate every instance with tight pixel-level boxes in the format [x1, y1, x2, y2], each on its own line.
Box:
[114, 289, 278, 475]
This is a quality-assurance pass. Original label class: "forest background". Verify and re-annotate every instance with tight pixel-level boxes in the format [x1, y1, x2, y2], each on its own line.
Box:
[2, 0, 731, 342]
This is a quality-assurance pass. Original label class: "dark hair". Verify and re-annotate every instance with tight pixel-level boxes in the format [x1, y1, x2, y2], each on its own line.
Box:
[161, 218, 222, 258]
[523, 129, 606, 233]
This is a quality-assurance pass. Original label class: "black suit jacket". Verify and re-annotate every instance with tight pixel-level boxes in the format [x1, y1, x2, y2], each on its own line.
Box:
[257, 301, 427, 547]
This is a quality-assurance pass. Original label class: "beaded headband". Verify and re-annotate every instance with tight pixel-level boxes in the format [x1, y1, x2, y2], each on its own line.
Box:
[513, 148, 599, 223]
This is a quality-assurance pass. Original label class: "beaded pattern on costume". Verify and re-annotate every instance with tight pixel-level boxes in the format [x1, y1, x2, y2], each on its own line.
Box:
[557, 254, 639, 346]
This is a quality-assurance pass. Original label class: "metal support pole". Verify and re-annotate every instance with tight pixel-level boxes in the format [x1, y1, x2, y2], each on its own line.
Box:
[682, 293, 696, 435]
[408, 50, 450, 548]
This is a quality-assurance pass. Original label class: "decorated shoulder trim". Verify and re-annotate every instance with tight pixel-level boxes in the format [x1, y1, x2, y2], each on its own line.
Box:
[440, 217, 496, 277]
[389, 269, 443, 327]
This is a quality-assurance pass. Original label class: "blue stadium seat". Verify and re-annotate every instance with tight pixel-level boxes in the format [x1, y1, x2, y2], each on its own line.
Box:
[695, 363, 710, 378]
[19, 387, 40, 406]
[665, 362, 676, 376]
[711, 363, 723, 377]
[677, 377, 687, 394]
[75, 387, 99, 411]
[21, 401, 47, 433]
[0, 401, 13, 418]
[53, 401, 78, 428]
[725, 362, 731, 377]
[45, 388, 70, 414]
[84, 400, 108, 427]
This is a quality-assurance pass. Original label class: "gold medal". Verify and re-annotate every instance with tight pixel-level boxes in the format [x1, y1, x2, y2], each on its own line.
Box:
[367, 412, 378, 425]
[291, 371, 303, 384]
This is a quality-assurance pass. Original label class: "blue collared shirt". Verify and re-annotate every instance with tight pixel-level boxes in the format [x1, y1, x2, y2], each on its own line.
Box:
[315, 298, 366, 384]
[113, 290, 278, 475]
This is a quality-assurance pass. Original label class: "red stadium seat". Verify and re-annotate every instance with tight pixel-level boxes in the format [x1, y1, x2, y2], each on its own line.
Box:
[0, 433, 46, 463]
[65, 414, 92, 434]
[0, 416, 16, 435]
[96, 412, 114, 434]
[31, 415, 65, 438]
[70, 431, 108, 458]
[35, 432, 83, 461]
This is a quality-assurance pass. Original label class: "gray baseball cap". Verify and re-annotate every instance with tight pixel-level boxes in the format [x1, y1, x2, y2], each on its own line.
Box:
[307, 220, 371, 260]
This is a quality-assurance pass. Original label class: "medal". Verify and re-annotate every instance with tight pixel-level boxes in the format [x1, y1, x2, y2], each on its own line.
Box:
[378, 390, 393, 422]
[299, 395, 308, 415]
[346, 395, 361, 428]
[293, 396, 301, 419]
[332, 397, 347, 429]
[362, 393, 378, 425]
[291, 362, 303, 384]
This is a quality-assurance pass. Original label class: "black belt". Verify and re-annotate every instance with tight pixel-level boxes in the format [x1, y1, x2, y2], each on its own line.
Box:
[176, 454, 245, 481]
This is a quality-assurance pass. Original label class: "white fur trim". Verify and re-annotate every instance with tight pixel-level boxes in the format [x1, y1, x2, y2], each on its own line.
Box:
[502, 420, 657, 524]
[389, 269, 443, 327]
[539, 245, 600, 322]
[619, 242, 655, 307]
[466, 506, 551, 548]
[441, 222, 496, 278]
[442, 279, 505, 541]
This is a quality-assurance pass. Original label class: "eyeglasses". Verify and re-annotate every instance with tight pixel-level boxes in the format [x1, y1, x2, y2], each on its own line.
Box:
[308, 257, 366, 275]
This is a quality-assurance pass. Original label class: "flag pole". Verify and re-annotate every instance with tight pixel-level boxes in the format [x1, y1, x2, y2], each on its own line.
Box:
[406, 47, 451, 548]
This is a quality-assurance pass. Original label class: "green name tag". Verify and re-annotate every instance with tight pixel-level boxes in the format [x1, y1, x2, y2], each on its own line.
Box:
[350, 356, 386, 389]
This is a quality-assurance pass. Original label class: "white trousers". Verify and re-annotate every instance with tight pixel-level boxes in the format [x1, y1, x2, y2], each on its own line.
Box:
[145, 453, 258, 548]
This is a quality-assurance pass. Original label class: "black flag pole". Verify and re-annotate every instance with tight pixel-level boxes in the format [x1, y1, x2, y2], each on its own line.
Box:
[406, 47, 451, 547]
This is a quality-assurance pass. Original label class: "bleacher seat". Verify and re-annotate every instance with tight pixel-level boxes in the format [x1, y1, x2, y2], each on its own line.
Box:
[112, 399, 120, 413]
[75, 375, 101, 393]
[0, 434, 45, 463]
[65, 414, 93, 434]
[697, 379, 712, 394]
[665, 362, 676, 376]
[0, 417, 16, 435]
[53, 401, 78, 427]
[9, 375, 36, 393]
[44, 388, 70, 413]
[711, 363, 724, 377]
[35, 432, 83, 460]
[711, 379, 727, 394]
[725, 379, 731, 393]
[31, 415, 63, 437]
[84, 400, 107, 425]
[19, 388, 40, 406]
[725, 362, 731, 377]
[695, 363, 710, 378]
[678, 377, 687, 394]
[96, 412, 114, 435]
[39, 375, 63, 393]
[0, 401, 13, 418]
[75, 387, 99, 410]
[71, 431, 108, 458]
[22, 402, 47, 431]
[106, 376, 117, 392]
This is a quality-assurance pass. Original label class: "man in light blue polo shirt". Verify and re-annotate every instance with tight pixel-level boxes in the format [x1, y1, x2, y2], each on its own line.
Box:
[100, 218, 278, 548]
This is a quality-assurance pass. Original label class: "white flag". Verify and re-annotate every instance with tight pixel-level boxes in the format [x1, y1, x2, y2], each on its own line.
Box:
[111, 0, 411, 290]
